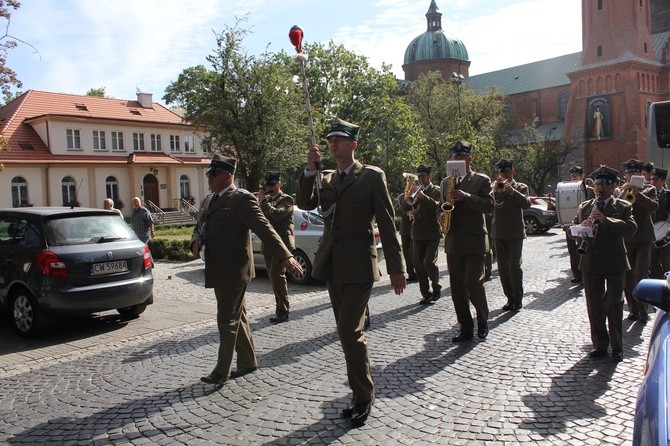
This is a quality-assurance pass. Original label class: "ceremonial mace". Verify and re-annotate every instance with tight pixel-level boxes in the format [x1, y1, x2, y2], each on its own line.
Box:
[289, 25, 334, 216]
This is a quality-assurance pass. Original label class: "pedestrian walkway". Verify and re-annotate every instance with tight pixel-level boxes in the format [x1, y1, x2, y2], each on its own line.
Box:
[0, 230, 652, 445]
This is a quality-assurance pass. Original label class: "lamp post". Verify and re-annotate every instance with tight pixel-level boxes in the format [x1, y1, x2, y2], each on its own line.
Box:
[452, 72, 464, 120]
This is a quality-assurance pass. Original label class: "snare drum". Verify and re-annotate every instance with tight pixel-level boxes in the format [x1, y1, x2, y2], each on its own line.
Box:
[556, 181, 586, 226]
[653, 221, 670, 249]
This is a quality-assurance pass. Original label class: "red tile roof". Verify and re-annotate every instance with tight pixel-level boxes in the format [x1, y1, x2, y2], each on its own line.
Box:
[0, 90, 209, 166]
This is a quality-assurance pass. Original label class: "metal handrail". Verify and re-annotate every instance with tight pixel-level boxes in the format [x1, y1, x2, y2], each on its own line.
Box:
[174, 198, 198, 220]
[146, 199, 165, 224]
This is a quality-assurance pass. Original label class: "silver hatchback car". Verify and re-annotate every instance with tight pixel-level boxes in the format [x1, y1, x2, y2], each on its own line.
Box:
[0, 207, 154, 337]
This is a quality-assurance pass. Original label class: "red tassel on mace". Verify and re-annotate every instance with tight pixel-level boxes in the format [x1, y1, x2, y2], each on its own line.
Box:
[289, 25, 303, 53]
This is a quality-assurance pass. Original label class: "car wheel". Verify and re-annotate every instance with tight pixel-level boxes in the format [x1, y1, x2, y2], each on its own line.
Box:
[524, 216, 540, 235]
[10, 288, 51, 337]
[288, 249, 312, 285]
[117, 303, 148, 318]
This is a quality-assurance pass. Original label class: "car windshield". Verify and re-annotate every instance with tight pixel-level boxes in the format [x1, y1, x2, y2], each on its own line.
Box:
[301, 210, 324, 226]
[532, 198, 549, 207]
[45, 215, 137, 246]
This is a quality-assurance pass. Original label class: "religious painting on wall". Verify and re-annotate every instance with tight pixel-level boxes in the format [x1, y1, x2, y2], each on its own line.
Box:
[588, 97, 610, 140]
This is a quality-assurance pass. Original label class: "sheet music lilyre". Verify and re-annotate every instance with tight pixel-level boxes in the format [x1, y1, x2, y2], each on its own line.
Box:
[446, 160, 466, 178]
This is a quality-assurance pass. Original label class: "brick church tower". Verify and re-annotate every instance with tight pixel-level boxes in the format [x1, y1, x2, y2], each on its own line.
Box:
[564, 0, 666, 171]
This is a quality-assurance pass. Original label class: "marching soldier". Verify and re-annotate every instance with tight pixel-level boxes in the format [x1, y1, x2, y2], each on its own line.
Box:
[409, 164, 443, 304]
[258, 171, 295, 323]
[491, 159, 531, 311]
[650, 167, 670, 279]
[440, 141, 494, 342]
[620, 159, 659, 323]
[573, 165, 636, 362]
[642, 162, 655, 183]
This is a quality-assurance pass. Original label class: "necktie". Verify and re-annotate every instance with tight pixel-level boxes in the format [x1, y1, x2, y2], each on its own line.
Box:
[209, 193, 219, 209]
[339, 171, 347, 182]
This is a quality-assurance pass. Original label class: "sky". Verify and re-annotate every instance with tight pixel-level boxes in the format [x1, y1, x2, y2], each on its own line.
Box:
[5, 0, 582, 106]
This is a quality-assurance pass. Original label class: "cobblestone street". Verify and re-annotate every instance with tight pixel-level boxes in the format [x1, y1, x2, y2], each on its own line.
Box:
[0, 229, 652, 445]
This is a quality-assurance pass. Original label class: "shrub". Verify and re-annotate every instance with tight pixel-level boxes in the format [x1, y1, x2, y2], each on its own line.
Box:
[148, 239, 195, 261]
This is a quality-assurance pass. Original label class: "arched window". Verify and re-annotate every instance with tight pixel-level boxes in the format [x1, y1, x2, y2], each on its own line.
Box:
[598, 0, 603, 10]
[61, 176, 77, 206]
[503, 100, 513, 118]
[558, 92, 569, 121]
[597, 45, 602, 57]
[11, 176, 28, 207]
[180, 175, 191, 200]
[105, 176, 119, 202]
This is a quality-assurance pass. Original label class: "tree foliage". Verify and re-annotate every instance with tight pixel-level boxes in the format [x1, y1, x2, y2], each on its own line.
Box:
[403, 71, 504, 181]
[0, 1, 23, 97]
[163, 22, 307, 191]
[86, 87, 106, 98]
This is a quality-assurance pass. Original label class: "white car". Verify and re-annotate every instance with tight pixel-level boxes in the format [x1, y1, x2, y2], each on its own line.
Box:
[252, 207, 383, 285]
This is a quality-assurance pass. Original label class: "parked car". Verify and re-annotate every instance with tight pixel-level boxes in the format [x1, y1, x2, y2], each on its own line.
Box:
[523, 197, 558, 235]
[251, 207, 383, 285]
[632, 277, 670, 445]
[0, 207, 154, 337]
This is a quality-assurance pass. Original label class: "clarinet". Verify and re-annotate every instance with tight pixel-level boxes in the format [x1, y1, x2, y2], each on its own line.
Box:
[576, 198, 602, 255]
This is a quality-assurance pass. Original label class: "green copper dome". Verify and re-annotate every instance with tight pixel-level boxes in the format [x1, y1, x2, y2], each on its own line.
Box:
[404, 1, 469, 65]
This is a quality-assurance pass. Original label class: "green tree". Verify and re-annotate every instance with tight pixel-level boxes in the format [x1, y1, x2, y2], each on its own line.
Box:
[0, 1, 25, 97]
[404, 71, 504, 181]
[86, 87, 106, 97]
[163, 22, 307, 191]
[495, 121, 579, 195]
[278, 41, 426, 195]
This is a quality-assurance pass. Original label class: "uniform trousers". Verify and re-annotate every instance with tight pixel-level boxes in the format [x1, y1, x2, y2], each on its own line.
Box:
[650, 243, 670, 279]
[446, 252, 489, 333]
[263, 252, 289, 316]
[624, 243, 652, 316]
[327, 281, 374, 402]
[565, 230, 582, 280]
[583, 271, 625, 352]
[400, 231, 416, 277]
[494, 238, 524, 305]
[412, 238, 441, 298]
[213, 282, 258, 377]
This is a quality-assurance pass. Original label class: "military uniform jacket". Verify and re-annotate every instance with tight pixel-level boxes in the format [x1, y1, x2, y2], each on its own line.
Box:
[296, 161, 404, 284]
[259, 191, 295, 255]
[190, 186, 292, 288]
[653, 187, 670, 224]
[409, 182, 441, 241]
[491, 180, 531, 240]
[624, 184, 658, 245]
[575, 197, 637, 274]
[441, 171, 494, 255]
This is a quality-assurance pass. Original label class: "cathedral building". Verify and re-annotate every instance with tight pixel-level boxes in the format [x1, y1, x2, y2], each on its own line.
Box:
[404, 0, 670, 179]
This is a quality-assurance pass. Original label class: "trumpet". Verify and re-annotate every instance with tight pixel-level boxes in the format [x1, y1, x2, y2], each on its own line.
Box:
[621, 186, 637, 204]
[495, 178, 508, 190]
[405, 184, 425, 206]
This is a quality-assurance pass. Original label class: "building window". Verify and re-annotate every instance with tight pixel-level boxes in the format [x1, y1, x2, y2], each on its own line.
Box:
[150, 134, 162, 152]
[184, 135, 195, 153]
[106, 176, 119, 202]
[11, 176, 28, 207]
[61, 176, 78, 206]
[93, 130, 107, 151]
[133, 132, 145, 151]
[597, 45, 602, 57]
[558, 92, 569, 121]
[598, 0, 602, 10]
[180, 175, 191, 199]
[169, 135, 181, 152]
[66, 129, 81, 149]
[111, 131, 124, 151]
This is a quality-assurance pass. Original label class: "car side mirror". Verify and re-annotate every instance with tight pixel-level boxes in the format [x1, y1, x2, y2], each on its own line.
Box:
[634, 278, 670, 312]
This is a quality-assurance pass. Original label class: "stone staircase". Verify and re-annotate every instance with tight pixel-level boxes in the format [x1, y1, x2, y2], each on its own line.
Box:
[152, 210, 196, 227]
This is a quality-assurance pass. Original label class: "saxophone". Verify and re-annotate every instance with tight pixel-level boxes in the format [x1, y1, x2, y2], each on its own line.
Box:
[439, 174, 456, 235]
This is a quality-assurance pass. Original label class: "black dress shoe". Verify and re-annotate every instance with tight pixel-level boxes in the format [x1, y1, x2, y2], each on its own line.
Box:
[407, 274, 418, 282]
[229, 367, 257, 379]
[477, 324, 489, 339]
[452, 331, 474, 342]
[588, 349, 608, 358]
[341, 399, 356, 419]
[626, 312, 638, 321]
[502, 303, 514, 311]
[612, 350, 624, 362]
[431, 289, 442, 302]
[639, 312, 650, 323]
[350, 400, 372, 427]
[200, 372, 227, 386]
[570, 277, 582, 283]
[269, 314, 289, 323]
[419, 295, 432, 305]
[513, 303, 522, 311]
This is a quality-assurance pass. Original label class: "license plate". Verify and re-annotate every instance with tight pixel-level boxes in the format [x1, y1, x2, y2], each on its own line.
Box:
[90, 260, 128, 276]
